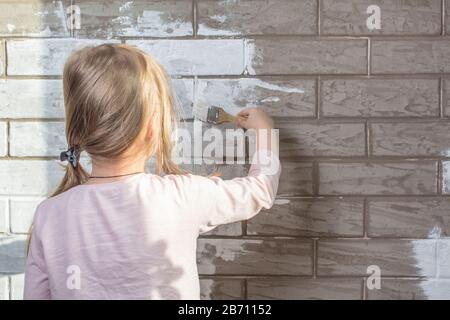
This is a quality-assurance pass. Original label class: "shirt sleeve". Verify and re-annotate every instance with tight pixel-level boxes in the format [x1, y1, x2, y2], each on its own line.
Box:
[24, 209, 51, 300]
[195, 149, 281, 234]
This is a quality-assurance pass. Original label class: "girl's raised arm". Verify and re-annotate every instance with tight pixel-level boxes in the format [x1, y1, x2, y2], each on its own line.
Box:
[194, 108, 281, 233]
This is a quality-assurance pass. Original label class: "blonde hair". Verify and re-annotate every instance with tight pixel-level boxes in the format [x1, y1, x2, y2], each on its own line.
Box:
[52, 43, 183, 197]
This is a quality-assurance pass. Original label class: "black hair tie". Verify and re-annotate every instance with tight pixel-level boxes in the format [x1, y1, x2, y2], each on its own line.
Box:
[60, 146, 80, 168]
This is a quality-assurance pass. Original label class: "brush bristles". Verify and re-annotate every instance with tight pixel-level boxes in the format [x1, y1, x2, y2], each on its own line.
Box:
[206, 106, 221, 124]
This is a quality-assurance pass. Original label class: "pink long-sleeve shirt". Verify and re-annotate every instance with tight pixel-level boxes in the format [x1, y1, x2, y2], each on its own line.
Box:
[24, 150, 281, 300]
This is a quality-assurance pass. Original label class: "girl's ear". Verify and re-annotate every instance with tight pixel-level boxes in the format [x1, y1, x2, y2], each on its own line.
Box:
[144, 118, 153, 143]
[144, 113, 158, 144]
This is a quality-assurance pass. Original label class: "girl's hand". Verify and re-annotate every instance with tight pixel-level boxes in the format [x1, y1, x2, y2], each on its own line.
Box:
[235, 107, 274, 130]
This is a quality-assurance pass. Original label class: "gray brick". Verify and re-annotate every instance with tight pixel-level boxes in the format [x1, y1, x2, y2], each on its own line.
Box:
[7, 39, 120, 76]
[368, 198, 450, 238]
[372, 40, 450, 74]
[247, 198, 364, 237]
[0, 160, 64, 196]
[321, 79, 439, 117]
[318, 239, 436, 277]
[200, 278, 244, 300]
[127, 39, 244, 76]
[322, 0, 441, 35]
[367, 279, 450, 300]
[201, 222, 242, 237]
[446, 0, 450, 34]
[319, 162, 437, 195]
[371, 122, 450, 156]
[247, 278, 362, 300]
[0, 236, 26, 273]
[279, 122, 365, 157]
[75, 0, 193, 38]
[245, 38, 367, 75]
[197, 238, 312, 275]
[197, 0, 317, 35]
[278, 162, 314, 196]
[0, 0, 70, 37]
[195, 78, 315, 118]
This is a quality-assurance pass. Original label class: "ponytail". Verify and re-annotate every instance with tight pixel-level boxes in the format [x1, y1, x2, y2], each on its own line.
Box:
[51, 159, 90, 197]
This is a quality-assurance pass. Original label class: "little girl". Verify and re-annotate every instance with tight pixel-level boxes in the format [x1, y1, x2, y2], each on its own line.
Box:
[24, 44, 281, 300]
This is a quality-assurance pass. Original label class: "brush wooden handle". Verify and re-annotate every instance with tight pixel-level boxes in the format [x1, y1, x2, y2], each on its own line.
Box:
[222, 113, 237, 122]
[218, 113, 248, 124]
[213, 106, 249, 124]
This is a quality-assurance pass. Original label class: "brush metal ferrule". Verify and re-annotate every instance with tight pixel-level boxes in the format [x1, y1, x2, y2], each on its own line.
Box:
[206, 106, 221, 124]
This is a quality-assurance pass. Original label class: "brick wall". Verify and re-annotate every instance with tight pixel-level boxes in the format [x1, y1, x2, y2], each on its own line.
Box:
[1, 0, 450, 300]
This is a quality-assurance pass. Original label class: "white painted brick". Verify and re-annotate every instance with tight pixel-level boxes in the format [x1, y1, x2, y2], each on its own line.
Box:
[10, 197, 44, 234]
[0, 80, 64, 119]
[0, 160, 64, 196]
[0, 0, 70, 37]
[0, 276, 8, 300]
[0, 235, 26, 273]
[10, 122, 65, 157]
[76, 0, 193, 38]
[10, 274, 24, 300]
[195, 78, 315, 118]
[0, 121, 6, 157]
[7, 39, 120, 76]
[127, 39, 245, 75]
[0, 79, 191, 120]
[0, 197, 7, 233]
[0, 40, 4, 77]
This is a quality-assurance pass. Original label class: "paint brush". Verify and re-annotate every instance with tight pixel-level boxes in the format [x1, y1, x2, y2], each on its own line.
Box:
[206, 106, 242, 124]
[193, 103, 245, 125]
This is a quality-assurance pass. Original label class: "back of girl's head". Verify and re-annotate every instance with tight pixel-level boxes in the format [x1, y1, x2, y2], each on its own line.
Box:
[52, 44, 181, 196]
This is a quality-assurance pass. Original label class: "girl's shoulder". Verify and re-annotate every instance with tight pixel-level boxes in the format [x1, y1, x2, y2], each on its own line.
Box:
[158, 172, 221, 185]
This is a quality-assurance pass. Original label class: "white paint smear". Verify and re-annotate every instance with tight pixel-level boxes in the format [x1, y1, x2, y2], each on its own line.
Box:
[261, 97, 281, 103]
[197, 24, 238, 36]
[274, 199, 291, 205]
[119, 1, 134, 12]
[411, 225, 450, 299]
[244, 39, 258, 75]
[137, 10, 192, 36]
[6, 24, 16, 32]
[251, 79, 304, 94]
